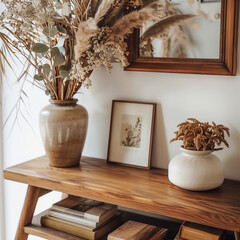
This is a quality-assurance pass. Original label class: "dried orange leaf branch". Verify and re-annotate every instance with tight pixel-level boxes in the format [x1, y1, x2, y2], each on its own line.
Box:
[170, 118, 230, 151]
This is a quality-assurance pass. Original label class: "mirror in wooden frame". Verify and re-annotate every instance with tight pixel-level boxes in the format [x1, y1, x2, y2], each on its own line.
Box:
[124, 0, 239, 75]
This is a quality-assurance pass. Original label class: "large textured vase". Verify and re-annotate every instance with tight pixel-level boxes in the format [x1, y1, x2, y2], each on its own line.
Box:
[168, 147, 224, 191]
[39, 99, 88, 167]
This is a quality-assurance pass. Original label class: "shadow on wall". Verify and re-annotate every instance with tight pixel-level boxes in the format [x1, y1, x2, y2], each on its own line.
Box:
[151, 104, 169, 169]
[223, 126, 240, 180]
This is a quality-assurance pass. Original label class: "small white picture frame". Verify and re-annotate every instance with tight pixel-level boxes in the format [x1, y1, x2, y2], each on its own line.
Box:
[107, 100, 156, 170]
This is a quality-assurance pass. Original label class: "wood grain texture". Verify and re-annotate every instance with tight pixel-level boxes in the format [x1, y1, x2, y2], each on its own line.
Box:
[124, 0, 239, 75]
[180, 222, 223, 240]
[24, 225, 85, 240]
[15, 186, 47, 240]
[108, 220, 160, 240]
[4, 156, 240, 232]
[224, 0, 239, 75]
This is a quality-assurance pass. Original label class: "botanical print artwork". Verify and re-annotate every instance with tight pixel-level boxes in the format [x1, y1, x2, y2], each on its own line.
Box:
[108, 101, 156, 169]
[120, 114, 142, 148]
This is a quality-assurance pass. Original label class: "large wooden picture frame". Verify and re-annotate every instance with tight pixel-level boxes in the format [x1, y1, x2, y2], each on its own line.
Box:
[107, 100, 156, 170]
[124, 0, 239, 75]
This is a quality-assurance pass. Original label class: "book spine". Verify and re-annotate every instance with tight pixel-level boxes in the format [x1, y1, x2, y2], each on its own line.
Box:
[41, 216, 95, 240]
[180, 227, 220, 240]
[49, 210, 97, 228]
[51, 205, 100, 222]
[83, 212, 100, 222]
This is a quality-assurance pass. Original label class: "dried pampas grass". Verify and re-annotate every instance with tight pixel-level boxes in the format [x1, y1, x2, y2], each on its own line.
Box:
[172, 29, 189, 57]
[141, 14, 194, 43]
[74, 18, 98, 59]
[91, 0, 99, 16]
[94, 0, 115, 23]
[103, 0, 126, 26]
[142, 0, 159, 7]
[140, 0, 193, 58]
[72, 0, 91, 22]
[111, 7, 160, 37]
[161, 26, 190, 58]
[140, 38, 154, 57]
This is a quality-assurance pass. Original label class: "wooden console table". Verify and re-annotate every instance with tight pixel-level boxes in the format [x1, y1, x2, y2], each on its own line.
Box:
[4, 156, 240, 240]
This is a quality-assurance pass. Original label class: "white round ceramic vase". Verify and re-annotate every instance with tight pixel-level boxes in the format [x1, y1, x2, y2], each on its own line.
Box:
[168, 147, 224, 191]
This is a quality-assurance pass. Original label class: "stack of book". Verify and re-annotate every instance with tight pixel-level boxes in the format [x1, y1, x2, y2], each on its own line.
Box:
[175, 222, 224, 240]
[41, 196, 121, 240]
[108, 220, 168, 240]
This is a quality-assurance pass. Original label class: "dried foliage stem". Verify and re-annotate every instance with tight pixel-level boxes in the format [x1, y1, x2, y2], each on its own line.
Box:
[112, 8, 159, 36]
[141, 14, 194, 42]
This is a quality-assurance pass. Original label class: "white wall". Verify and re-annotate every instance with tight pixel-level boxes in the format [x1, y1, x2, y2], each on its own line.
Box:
[0, 2, 5, 239]
[0, 73, 5, 240]
[80, 64, 240, 180]
[2, 11, 240, 240]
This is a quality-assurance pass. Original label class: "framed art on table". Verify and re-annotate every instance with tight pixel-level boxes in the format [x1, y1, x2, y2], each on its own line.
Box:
[107, 100, 156, 170]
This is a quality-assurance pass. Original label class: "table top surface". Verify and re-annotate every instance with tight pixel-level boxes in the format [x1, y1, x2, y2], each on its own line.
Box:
[4, 156, 240, 232]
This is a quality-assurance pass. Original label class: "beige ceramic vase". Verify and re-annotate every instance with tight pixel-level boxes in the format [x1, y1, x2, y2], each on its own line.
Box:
[39, 99, 88, 167]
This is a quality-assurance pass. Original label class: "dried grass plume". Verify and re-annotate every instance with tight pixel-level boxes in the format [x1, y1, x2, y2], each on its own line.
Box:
[141, 14, 195, 43]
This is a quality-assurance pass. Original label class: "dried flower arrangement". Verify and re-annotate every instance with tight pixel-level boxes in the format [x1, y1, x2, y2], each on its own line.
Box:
[0, 0, 194, 101]
[170, 118, 230, 151]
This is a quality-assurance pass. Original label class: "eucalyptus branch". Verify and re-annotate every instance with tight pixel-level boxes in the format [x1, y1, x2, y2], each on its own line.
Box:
[41, 73, 59, 100]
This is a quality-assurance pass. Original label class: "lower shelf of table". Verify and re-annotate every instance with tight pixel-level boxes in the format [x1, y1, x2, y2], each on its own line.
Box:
[25, 209, 237, 240]
[25, 210, 182, 240]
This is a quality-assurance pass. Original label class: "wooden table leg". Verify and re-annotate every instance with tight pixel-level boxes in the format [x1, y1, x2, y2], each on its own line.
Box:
[15, 185, 49, 240]
[235, 232, 240, 240]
